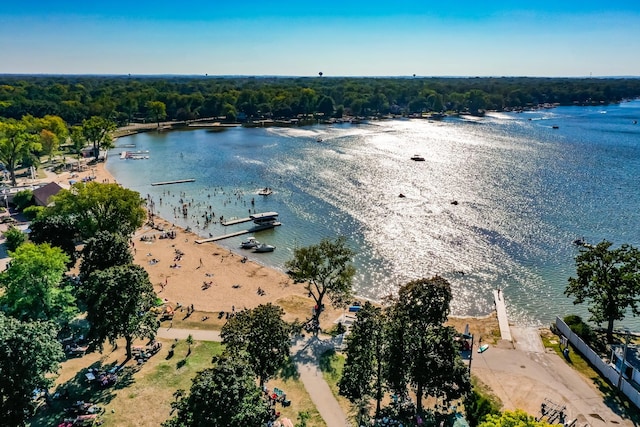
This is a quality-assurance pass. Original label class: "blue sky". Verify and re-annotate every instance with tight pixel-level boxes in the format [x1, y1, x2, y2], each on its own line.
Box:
[1, 1, 639, 76]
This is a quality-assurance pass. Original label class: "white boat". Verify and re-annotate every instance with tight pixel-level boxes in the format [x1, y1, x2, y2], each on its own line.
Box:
[253, 243, 275, 253]
[411, 154, 425, 161]
[240, 237, 259, 249]
[258, 187, 273, 196]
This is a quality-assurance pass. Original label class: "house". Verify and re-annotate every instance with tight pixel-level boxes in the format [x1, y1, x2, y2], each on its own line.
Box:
[611, 343, 640, 386]
[32, 182, 63, 207]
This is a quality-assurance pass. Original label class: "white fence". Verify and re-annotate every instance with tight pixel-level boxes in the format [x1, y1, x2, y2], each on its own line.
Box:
[555, 317, 640, 408]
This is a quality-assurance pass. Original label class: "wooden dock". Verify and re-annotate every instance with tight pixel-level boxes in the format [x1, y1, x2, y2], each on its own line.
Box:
[221, 217, 252, 226]
[151, 179, 195, 186]
[494, 289, 512, 342]
[195, 222, 281, 244]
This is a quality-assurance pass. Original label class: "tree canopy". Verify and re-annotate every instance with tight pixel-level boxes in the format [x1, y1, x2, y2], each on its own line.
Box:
[82, 264, 158, 359]
[28, 214, 80, 266]
[285, 236, 355, 325]
[220, 303, 291, 387]
[0, 313, 65, 427]
[386, 276, 469, 413]
[79, 231, 133, 282]
[163, 352, 270, 427]
[0, 242, 75, 326]
[46, 182, 146, 239]
[339, 301, 386, 419]
[81, 116, 116, 160]
[565, 240, 640, 342]
[0, 118, 41, 186]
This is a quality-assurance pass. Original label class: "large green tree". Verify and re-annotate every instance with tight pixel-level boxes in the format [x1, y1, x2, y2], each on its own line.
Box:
[79, 231, 133, 282]
[338, 302, 386, 420]
[47, 182, 146, 239]
[82, 264, 158, 359]
[146, 101, 167, 127]
[0, 243, 75, 326]
[81, 116, 116, 160]
[386, 276, 469, 413]
[0, 119, 41, 186]
[221, 303, 290, 387]
[0, 313, 65, 427]
[285, 236, 355, 325]
[163, 352, 270, 427]
[28, 214, 79, 266]
[565, 240, 640, 342]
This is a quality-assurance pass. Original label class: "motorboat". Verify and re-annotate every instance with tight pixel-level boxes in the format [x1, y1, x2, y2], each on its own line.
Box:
[253, 243, 275, 253]
[240, 237, 260, 249]
[258, 187, 273, 196]
[410, 154, 425, 161]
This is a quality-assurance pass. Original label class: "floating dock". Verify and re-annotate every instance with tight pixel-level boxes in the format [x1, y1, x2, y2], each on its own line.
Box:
[151, 179, 196, 186]
[493, 289, 512, 342]
[195, 222, 281, 244]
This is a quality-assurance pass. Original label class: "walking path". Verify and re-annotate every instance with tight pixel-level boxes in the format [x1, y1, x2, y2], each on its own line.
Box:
[292, 337, 350, 427]
[156, 327, 349, 427]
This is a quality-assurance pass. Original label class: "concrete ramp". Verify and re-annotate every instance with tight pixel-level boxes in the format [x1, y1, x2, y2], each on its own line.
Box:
[494, 289, 512, 342]
[511, 327, 545, 353]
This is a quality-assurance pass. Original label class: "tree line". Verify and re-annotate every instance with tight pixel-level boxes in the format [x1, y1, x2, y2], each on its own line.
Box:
[1, 75, 640, 124]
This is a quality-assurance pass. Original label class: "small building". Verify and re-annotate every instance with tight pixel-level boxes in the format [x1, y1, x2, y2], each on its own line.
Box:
[611, 343, 640, 386]
[32, 182, 63, 207]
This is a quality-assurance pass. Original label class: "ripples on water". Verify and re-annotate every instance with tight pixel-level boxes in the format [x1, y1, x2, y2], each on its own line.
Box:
[107, 101, 640, 327]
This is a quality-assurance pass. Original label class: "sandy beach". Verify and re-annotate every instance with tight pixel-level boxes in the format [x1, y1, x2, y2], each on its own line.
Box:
[53, 161, 342, 328]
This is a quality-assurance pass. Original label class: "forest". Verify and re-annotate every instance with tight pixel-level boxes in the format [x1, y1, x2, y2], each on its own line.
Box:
[1, 75, 640, 125]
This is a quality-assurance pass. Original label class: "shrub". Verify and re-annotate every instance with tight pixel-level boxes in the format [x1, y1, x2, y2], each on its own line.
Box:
[464, 378, 501, 426]
[3, 226, 26, 252]
[563, 314, 596, 346]
[12, 190, 34, 211]
[22, 205, 44, 221]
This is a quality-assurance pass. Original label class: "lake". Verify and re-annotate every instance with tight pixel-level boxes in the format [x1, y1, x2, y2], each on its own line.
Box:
[107, 100, 640, 326]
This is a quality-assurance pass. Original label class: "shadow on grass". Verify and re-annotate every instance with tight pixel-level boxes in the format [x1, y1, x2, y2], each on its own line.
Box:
[318, 349, 336, 375]
[29, 360, 140, 427]
[279, 355, 300, 381]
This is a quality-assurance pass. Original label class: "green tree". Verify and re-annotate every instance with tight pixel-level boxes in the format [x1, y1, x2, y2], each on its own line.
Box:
[83, 264, 158, 359]
[29, 214, 79, 266]
[2, 226, 26, 252]
[163, 352, 270, 427]
[0, 313, 65, 427]
[479, 410, 555, 427]
[386, 276, 469, 413]
[146, 101, 167, 127]
[0, 243, 75, 326]
[221, 303, 290, 387]
[39, 129, 59, 163]
[12, 189, 33, 211]
[81, 116, 116, 160]
[464, 380, 501, 427]
[339, 302, 386, 419]
[285, 236, 355, 326]
[0, 119, 41, 186]
[79, 231, 133, 281]
[566, 241, 640, 342]
[317, 95, 335, 118]
[47, 182, 146, 239]
[69, 125, 87, 156]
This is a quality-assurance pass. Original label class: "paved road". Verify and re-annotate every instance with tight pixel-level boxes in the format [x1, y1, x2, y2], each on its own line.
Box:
[473, 328, 633, 427]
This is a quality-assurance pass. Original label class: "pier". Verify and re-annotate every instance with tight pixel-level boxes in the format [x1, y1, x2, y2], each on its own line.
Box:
[151, 179, 196, 186]
[494, 289, 512, 342]
[195, 222, 281, 244]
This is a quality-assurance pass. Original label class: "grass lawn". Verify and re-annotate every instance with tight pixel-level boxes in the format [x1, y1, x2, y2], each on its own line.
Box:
[318, 349, 354, 420]
[29, 336, 326, 427]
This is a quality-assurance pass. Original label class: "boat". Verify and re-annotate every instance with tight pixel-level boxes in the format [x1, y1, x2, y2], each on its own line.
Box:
[240, 237, 260, 249]
[552, 125, 559, 129]
[478, 344, 489, 353]
[410, 155, 425, 161]
[253, 243, 275, 253]
[258, 187, 273, 196]
[250, 212, 279, 225]
[316, 137, 323, 142]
